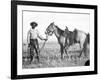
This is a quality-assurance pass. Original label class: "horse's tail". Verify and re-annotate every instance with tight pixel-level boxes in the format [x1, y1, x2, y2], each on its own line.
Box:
[84, 33, 90, 46]
[82, 33, 90, 57]
[87, 33, 90, 44]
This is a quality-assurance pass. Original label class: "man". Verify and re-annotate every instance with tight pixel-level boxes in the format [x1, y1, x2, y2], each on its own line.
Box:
[27, 22, 47, 63]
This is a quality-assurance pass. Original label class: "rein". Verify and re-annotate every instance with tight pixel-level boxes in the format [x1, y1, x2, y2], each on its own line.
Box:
[39, 40, 47, 53]
[39, 23, 56, 53]
[39, 23, 56, 52]
[39, 34, 48, 53]
[47, 24, 56, 36]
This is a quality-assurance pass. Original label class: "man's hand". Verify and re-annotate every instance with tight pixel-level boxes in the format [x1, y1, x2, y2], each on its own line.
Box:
[28, 43, 30, 47]
[44, 38, 48, 41]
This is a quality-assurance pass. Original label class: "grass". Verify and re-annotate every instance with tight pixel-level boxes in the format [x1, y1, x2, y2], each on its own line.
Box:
[22, 42, 89, 69]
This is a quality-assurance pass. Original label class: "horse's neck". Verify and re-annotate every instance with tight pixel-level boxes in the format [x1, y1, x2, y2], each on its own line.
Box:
[53, 25, 60, 38]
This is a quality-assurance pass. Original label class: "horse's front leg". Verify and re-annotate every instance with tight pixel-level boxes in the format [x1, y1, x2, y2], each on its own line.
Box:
[64, 38, 69, 59]
[64, 46, 69, 59]
[60, 45, 64, 60]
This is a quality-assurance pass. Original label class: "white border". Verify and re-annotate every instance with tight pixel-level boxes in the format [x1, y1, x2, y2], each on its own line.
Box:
[17, 5, 94, 75]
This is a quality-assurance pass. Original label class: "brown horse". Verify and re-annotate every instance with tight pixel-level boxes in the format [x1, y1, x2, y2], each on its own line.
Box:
[45, 22, 89, 59]
[45, 22, 68, 59]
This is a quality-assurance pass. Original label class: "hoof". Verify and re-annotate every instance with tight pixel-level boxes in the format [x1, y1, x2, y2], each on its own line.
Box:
[78, 55, 81, 58]
[66, 56, 69, 59]
[61, 57, 64, 61]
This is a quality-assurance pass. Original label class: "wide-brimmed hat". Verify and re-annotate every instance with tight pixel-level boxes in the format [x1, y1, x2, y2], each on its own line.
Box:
[30, 22, 38, 27]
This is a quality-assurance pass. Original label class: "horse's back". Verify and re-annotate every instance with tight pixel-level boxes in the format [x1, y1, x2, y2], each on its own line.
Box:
[76, 29, 87, 43]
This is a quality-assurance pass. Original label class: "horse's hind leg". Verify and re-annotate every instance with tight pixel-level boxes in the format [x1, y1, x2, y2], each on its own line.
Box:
[79, 50, 83, 58]
[78, 42, 84, 58]
[65, 46, 69, 59]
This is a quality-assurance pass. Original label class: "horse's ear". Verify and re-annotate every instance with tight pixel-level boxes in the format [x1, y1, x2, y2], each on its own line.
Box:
[52, 22, 54, 24]
[75, 28, 77, 30]
[66, 26, 68, 29]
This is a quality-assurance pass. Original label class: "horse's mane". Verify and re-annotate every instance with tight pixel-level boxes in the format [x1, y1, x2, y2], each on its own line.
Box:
[55, 25, 64, 32]
[55, 25, 65, 36]
[55, 25, 74, 36]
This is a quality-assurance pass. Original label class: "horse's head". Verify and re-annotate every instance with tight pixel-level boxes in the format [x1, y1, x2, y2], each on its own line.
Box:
[45, 22, 55, 36]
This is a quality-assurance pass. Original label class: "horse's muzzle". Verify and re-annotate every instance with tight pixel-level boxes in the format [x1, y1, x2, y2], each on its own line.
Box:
[45, 31, 47, 34]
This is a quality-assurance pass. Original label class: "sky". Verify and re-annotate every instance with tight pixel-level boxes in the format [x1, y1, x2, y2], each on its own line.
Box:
[23, 10, 90, 43]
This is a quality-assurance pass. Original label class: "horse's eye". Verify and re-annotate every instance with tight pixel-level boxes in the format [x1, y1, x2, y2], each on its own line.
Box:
[47, 31, 50, 33]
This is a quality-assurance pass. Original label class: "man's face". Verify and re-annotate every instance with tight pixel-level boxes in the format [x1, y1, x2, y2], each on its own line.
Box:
[32, 25, 35, 29]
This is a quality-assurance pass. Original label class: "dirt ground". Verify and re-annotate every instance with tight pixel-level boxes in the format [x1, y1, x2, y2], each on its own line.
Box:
[22, 42, 89, 69]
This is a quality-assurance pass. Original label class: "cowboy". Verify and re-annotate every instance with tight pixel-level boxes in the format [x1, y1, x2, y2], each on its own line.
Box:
[27, 22, 47, 63]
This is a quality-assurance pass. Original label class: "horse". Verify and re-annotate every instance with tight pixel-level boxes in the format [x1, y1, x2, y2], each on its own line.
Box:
[45, 22, 69, 59]
[45, 22, 89, 59]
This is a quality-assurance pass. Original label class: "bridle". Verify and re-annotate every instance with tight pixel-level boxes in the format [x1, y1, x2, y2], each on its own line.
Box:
[45, 23, 56, 36]
[39, 34, 48, 53]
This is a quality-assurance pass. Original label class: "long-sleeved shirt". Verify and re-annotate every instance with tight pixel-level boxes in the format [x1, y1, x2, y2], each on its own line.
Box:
[27, 28, 46, 44]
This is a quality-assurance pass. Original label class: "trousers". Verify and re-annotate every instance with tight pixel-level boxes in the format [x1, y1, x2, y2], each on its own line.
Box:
[29, 39, 39, 62]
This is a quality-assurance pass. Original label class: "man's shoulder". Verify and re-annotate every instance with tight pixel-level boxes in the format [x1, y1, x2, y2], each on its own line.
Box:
[29, 28, 39, 33]
[35, 28, 39, 32]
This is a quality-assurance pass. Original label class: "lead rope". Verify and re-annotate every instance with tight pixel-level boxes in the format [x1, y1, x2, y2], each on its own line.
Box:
[39, 34, 48, 53]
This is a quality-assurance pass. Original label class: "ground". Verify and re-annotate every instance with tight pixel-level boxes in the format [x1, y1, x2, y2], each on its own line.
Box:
[22, 42, 89, 69]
